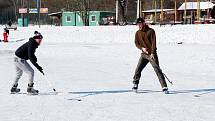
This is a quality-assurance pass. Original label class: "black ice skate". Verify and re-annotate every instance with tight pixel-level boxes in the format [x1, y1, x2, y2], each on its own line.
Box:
[27, 83, 39, 94]
[132, 84, 138, 92]
[162, 87, 169, 94]
[10, 84, 20, 93]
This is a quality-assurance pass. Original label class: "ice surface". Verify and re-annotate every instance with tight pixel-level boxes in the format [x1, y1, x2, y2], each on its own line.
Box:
[0, 25, 215, 121]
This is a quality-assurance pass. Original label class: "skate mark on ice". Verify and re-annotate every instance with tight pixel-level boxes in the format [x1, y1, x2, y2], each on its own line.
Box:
[136, 90, 162, 93]
[10, 92, 58, 96]
[169, 88, 215, 96]
[69, 89, 133, 95]
[193, 89, 215, 97]
[67, 90, 133, 101]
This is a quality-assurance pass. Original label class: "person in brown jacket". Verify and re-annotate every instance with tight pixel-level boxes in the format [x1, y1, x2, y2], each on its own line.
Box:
[132, 18, 169, 94]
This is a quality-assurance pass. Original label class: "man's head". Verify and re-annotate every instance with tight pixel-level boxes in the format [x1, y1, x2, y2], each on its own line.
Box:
[33, 31, 43, 45]
[136, 18, 145, 30]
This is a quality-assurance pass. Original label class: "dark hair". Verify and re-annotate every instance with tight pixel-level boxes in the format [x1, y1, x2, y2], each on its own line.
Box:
[136, 18, 145, 23]
[33, 34, 43, 39]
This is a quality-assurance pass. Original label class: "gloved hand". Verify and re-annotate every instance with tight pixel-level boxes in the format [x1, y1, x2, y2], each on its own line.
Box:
[38, 66, 44, 75]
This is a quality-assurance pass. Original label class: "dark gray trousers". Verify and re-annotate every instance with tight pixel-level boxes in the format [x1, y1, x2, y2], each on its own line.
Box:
[133, 53, 167, 88]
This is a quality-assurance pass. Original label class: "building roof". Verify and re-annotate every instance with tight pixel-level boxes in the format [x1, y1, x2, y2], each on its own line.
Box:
[142, 9, 174, 13]
[178, 2, 214, 10]
[48, 12, 62, 16]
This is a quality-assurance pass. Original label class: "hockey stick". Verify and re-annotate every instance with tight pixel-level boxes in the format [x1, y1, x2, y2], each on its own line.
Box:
[43, 75, 57, 92]
[162, 71, 173, 85]
[152, 61, 173, 85]
[146, 55, 173, 85]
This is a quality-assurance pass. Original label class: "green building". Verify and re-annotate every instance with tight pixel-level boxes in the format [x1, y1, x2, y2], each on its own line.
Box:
[62, 12, 76, 26]
[18, 18, 28, 27]
[75, 11, 115, 26]
[89, 11, 115, 26]
[60, 11, 115, 26]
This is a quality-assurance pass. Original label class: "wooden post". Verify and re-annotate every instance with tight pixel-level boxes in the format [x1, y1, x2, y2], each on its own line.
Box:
[184, 0, 187, 24]
[175, 0, 177, 23]
[197, 0, 200, 21]
[155, 0, 157, 23]
[140, 0, 142, 17]
[207, 0, 210, 19]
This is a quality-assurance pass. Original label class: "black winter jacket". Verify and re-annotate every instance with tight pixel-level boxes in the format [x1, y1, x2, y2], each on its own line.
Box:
[15, 38, 41, 70]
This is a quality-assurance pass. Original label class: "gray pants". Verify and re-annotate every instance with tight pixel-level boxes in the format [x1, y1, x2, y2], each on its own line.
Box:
[13, 56, 34, 85]
[133, 53, 167, 88]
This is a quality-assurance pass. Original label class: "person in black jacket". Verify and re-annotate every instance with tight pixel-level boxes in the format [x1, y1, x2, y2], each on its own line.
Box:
[10, 31, 44, 94]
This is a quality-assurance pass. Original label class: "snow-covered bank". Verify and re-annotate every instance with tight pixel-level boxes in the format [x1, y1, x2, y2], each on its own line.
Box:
[1, 24, 215, 44]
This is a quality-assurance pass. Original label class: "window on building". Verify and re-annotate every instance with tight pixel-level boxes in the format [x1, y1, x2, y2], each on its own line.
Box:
[66, 16, 72, 22]
[91, 15, 96, 22]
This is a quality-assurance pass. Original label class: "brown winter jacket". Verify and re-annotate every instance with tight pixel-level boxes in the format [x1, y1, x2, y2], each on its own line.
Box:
[135, 25, 157, 55]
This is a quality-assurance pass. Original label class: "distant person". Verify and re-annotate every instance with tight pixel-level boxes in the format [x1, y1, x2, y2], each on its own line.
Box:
[10, 31, 44, 94]
[8, 20, 12, 27]
[3, 28, 8, 42]
[132, 18, 169, 94]
[6, 28, 9, 35]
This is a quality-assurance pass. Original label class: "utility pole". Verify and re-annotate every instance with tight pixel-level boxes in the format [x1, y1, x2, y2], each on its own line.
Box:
[116, 0, 118, 24]
[137, 0, 140, 18]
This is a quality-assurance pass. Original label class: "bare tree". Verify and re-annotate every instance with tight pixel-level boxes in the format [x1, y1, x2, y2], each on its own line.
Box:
[68, 0, 90, 26]
[211, 6, 215, 19]
[118, 0, 128, 25]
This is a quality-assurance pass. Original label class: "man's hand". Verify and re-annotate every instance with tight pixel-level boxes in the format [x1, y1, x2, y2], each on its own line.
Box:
[141, 48, 148, 54]
[150, 54, 155, 60]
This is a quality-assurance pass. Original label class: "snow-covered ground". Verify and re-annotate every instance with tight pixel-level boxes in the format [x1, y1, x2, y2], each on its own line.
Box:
[0, 25, 215, 121]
